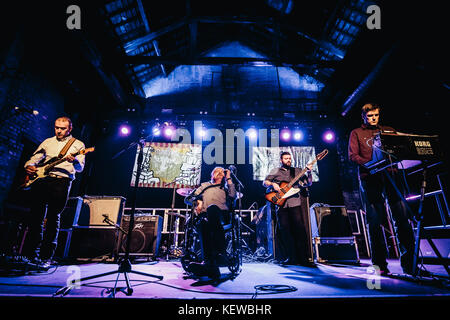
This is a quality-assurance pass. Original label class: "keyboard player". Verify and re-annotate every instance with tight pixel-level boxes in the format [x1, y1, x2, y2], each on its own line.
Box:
[348, 103, 419, 276]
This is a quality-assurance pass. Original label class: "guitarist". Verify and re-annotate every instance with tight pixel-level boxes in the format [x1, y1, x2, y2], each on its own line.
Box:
[23, 116, 85, 269]
[263, 151, 313, 266]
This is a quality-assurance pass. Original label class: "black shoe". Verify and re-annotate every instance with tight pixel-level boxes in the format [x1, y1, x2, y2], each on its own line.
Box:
[187, 262, 220, 279]
[404, 267, 432, 277]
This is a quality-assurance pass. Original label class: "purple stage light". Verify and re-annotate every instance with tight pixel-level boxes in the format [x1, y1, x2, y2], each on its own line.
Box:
[119, 125, 131, 136]
[163, 125, 175, 138]
[280, 129, 291, 141]
[323, 130, 335, 143]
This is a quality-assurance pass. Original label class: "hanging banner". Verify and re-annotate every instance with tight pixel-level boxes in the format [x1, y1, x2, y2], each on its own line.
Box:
[130, 142, 202, 188]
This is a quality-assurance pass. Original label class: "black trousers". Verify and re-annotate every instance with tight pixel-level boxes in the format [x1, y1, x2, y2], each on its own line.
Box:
[24, 177, 71, 260]
[198, 205, 227, 264]
[276, 198, 311, 264]
[359, 170, 416, 273]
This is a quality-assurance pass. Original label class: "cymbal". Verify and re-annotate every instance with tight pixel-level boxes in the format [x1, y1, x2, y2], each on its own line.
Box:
[176, 188, 193, 197]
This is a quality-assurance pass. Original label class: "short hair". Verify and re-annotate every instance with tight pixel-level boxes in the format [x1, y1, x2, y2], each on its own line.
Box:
[361, 103, 380, 116]
[211, 166, 224, 181]
[55, 116, 72, 131]
[280, 151, 291, 159]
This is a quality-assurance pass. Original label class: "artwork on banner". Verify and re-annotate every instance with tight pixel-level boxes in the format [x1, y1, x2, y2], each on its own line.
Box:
[130, 142, 202, 188]
[252, 146, 319, 182]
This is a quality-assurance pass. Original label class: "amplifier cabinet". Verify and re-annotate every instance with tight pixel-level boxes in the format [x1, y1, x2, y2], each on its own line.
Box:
[117, 215, 163, 257]
[310, 204, 353, 238]
[76, 196, 126, 227]
[66, 226, 119, 260]
[313, 236, 360, 263]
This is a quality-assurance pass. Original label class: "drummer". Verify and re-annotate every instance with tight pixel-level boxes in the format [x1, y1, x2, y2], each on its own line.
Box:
[184, 167, 236, 279]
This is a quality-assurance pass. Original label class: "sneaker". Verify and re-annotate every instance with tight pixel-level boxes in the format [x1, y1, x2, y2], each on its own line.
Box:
[38, 260, 52, 271]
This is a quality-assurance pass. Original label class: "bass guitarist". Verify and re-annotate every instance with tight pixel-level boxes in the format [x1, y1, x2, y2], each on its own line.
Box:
[23, 116, 85, 269]
[263, 151, 313, 266]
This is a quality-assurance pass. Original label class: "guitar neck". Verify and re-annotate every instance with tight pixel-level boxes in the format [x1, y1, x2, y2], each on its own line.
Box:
[286, 159, 317, 188]
[45, 151, 78, 170]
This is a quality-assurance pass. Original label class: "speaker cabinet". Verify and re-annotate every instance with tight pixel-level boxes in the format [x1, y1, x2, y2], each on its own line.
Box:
[76, 196, 126, 227]
[67, 226, 119, 260]
[310, 204, 353, 237]
[117, 215, 163, 257]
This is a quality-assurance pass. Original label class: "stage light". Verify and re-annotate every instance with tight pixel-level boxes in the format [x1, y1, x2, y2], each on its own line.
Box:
[247, 128, 257, 140]
[198, 128, 207, 138]
[293, 130, 304, 141]
[119, 124, 131, 136]
[163, 125, 176, 138]
[152, 126, 161, 136]
[280, 129, 291, 141]
[323, 130, 335, 143]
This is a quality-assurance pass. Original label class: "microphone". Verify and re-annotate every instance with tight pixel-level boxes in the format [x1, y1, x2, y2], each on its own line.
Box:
[14, 106, 39, 115]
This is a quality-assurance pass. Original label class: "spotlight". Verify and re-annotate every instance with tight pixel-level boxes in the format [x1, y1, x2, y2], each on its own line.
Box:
[119, 124, 131, 136]
[198, 128, 207, 138]
[280, 129, 291, 141]
[323, 130, 335, 143]
[152, 126, 161, 136]
[293, 130, 304, 141]
[163, 125, 175, 138]
[247, 128, 257, 140]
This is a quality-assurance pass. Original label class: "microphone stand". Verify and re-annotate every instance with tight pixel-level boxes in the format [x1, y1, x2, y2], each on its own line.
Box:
[54, 134, 163, 298]
[229, 169, 245, 267]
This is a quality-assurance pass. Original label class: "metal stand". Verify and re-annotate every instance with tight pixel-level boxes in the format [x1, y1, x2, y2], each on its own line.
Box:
[54, 138, 163, 297]
[411, 164, 449, 277]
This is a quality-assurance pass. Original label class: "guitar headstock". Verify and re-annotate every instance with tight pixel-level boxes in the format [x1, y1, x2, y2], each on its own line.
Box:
[80, 147, 95, 155]
[316, 149, 328, 160]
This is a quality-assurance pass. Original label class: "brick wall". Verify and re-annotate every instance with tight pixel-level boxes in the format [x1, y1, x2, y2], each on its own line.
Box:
[0, 34, 64, 210]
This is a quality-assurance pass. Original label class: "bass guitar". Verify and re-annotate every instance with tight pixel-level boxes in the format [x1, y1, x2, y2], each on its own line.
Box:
[265, 149, 328, 206]
[21, 147, 95, 189]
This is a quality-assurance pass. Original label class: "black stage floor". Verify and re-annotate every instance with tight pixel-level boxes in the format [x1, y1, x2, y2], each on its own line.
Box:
[0, 258, 449, 316]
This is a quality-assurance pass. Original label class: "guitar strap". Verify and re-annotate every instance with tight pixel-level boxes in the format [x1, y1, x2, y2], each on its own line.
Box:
[58, 137, 76, 159]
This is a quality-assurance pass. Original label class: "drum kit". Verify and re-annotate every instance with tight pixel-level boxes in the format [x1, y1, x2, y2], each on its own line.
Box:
[164, 187, 244, 257]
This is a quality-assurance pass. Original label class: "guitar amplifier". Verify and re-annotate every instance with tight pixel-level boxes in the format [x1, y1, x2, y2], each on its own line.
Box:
[76, 196, 126, 227]
[66, 226, 119, 261]
[313, 237, 360, 263]
[310, 204, 353, 237]
[117, 214, 163, 257]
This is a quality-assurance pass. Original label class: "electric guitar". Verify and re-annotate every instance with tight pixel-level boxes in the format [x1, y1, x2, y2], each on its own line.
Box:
[21, 147, 95, 189]
[265, 149, 328, 206]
